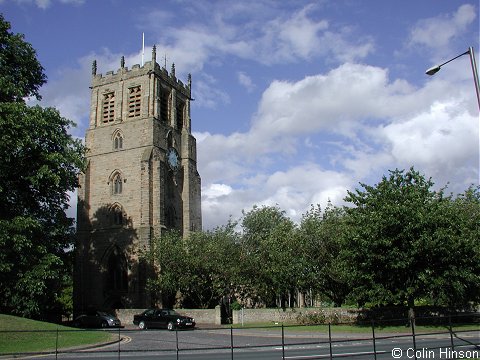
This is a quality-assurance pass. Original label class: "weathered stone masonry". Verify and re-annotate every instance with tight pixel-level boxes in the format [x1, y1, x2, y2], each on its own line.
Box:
[74, 47, 202, 313]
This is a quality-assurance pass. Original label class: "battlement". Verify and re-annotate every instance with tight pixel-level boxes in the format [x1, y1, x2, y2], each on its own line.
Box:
[91, 49, 192, 100]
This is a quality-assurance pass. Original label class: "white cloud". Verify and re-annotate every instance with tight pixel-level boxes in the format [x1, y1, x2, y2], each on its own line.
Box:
[408, 4, 476, 50]
[191, 73, 231, 109]
[200, 163, 352, 229]
[255, 4, 328, 63]
[197, 60, 478, 228]
[237, 71, 255, 93]
[250, 63, 430, 150]
[242, 4, 374, 65]
[137, 2, 374, 71]
[111, 1, 376, 129]
[380, 100, 478, 187]
[59, 0, 83, 4]
[13, 0, 84, 9]
[262, 165, 350, 210]
[203, 183, 233, 199]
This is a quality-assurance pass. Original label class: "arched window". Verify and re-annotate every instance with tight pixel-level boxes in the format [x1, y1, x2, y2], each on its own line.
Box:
[113, 173, 122, 194]
[166, 130, 173, 148]
[111, 204, 124, 225]
[113, 131, 123, 150]
[106, 247, 128, 292]
[109, 170, 124, 196]
[165, 205, 176, 228]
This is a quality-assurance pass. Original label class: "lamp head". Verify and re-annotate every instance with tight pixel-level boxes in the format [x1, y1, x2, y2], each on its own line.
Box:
[425, 65, 441, 76]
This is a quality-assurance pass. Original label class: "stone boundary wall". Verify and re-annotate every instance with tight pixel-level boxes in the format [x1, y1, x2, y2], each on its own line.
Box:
[115, 307, 221, 327]
[115, 307, 477, 327]
[232, 307, 361, 325]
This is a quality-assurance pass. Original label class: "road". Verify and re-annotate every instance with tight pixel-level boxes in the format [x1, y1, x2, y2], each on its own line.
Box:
[7, 326, 479, 360]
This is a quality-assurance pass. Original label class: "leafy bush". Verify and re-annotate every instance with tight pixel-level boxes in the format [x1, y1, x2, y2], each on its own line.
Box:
[231, 301, 242, 311]
[296, 310, 344, 325]
[296, 311, 326, 325]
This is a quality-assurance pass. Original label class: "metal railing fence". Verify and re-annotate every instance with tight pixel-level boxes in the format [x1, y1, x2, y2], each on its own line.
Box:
[0, 313, 478, 359]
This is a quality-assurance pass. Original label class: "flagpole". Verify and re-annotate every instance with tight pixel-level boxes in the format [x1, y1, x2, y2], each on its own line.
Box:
[141, 32, 145, 66]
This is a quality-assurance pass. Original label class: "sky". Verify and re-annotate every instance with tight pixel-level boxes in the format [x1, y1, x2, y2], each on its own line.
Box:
[2, 0, 479, 229]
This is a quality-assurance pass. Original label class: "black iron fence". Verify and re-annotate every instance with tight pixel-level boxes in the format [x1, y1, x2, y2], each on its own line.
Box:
[1, 314, 478, 359]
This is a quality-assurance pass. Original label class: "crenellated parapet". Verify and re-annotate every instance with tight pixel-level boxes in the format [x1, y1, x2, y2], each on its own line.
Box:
[91, 58, 192, 100]
[89, 48, 193, 133]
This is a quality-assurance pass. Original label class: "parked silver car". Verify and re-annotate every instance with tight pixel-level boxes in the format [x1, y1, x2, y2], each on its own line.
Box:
[73, 311, 122, 328]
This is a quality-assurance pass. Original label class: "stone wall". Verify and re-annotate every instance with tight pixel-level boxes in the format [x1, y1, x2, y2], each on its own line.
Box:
[116, 307, 221, 327]
[232, 307, 361, 325]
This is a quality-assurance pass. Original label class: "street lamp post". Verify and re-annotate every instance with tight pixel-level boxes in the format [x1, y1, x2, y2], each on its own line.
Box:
[426, 47, 480, 185]
[425, 46, 480, 110]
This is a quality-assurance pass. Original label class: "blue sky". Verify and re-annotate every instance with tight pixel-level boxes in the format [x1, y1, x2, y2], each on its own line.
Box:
[2, 0, 479, 229]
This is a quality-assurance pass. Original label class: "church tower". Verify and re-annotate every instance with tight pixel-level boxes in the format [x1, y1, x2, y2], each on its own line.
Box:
[74, 47, 202, 312]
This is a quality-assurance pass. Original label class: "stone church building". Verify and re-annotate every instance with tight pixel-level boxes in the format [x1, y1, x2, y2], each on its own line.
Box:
[74, 47, 202, 312]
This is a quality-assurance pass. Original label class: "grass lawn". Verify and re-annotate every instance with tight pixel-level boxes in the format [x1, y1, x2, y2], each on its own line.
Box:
[285, 323, 479, 334]
[0, 314, 116, 354]
[229, 321, 479, 335]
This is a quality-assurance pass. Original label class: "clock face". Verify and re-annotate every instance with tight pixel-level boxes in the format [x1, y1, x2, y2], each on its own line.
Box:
[166, 148, 180, 170]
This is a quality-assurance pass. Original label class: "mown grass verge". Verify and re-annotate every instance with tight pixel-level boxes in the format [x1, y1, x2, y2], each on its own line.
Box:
[229, 321, 479, 335]
[0, 314, 115, 354]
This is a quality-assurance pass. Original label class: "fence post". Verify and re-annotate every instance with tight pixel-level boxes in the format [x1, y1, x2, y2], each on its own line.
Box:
[118, 327, 121, 360]
[371, 320, 377, 360]
[410, 317, 417, 360]
[176, 328, 179, 360]
[448, 315, 455, 355]
[230, 326, 234, 360]
[281, 324, 285, 360]
[55, 328, 59, 360]
[328, 323, 333, 360]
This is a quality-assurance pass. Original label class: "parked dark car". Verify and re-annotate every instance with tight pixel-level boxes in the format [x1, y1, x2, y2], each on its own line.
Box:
[73, 311, 122, 328]
[133, 309, 195, 330]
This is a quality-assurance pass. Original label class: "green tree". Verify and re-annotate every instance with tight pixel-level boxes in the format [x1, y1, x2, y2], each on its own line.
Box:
[146, 225, 240, 309]
[238, 205, 298, 308]
[0, 15, 85, 318]
[0, 15, 45, 103]
[344, 168, 479, 319]
[297, 203, 351, 306]
[145, 231, 190, 307]
[183, 223, 240, 308]
[421, 186, 480, 308]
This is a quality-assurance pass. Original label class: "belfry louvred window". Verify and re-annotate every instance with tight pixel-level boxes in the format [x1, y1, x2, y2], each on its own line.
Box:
[103, 92, 115, 122]
[128, 86, 141, 117]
